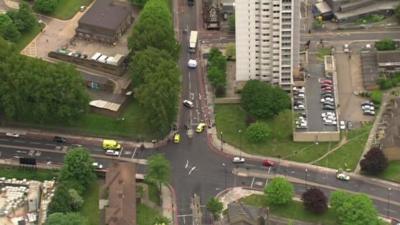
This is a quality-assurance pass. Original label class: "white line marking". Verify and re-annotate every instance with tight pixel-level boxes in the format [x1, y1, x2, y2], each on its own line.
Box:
[250, 177, 255, 188]
[118, 148, 124, 158]
[131, 147, 138, 159]
[188, 166, 196, 175]
[185, 160, 189, 169]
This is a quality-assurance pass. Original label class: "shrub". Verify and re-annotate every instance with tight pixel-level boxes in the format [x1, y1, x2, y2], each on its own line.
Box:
[246, 122, 271, 143]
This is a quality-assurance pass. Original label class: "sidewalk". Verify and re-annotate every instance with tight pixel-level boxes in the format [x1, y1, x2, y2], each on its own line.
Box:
[161, 184, 177, 225]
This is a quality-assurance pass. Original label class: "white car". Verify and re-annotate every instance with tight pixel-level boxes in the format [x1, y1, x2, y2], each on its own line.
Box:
[320, 98, 334, 103]
[187, 59, 198, 68]
[92, 162, 104, 169]
[5, 132, 20, 138]
[232, 156, 245, 164]
[340, 121, 346, 130]
[362, 105, 375, 111]
[336, 171, 350, 181]
[183, 100, 194, 108]
[294, 105, 305, 110]
[105, 150, 120, 156]
[343, 44, 350, 53]
[295, 93, 305, 98]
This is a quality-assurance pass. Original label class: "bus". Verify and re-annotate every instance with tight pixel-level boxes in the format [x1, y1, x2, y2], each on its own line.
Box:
[189, 30, 198, 53]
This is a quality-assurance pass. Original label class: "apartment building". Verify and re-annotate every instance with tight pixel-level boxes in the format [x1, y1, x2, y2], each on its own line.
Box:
[235, 0, 300, 90]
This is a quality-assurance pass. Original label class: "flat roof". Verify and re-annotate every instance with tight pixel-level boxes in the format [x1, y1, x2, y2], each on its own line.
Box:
[377, 50, 400, 66]
[79, 0, 131, 31]
[315, 2, 332, 14]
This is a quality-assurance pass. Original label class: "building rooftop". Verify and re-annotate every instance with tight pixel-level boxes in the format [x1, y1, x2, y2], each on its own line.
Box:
[377, 50, 400, 67]
[226, 202, 268, 225]
[79, 0, 132, 31]
[360, 51, 379, 90]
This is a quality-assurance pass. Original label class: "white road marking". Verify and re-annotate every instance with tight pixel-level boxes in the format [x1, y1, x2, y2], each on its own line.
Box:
[118, 148, 124, 158]
[131, 147, 138, 159]
[185, 160, 189, 169]
[188, 166, 196, 175]
[250, 177, 255, 188]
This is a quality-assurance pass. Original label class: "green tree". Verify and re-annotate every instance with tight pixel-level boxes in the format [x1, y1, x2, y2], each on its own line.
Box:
[208, 48, 227, 71]
[7, 2, 37, 32]
[129, 47, 174, 89]
[47, 185, 74, 214]
[130, 0, 148, 7]
[0, 14, 21, 42]
[206, 197, 223, 220]
[145, 154, 171, 190]
[330, 191, 381, 225]
[375, 38, 397, 51]
[154, 216, 170, 225]
[227, 14, 235, 32]
[370, 90, 382, 105]
[34, 0, 59, 14]
[207, 48, 227, 96]
[207, 66, 226, 96]
[68, 189, 84, 211]
[241, 80, 290, 119]
[128, 0, 179, 58]
[264, 177, 294, 206]
[225, 43, 235, 61]
[246, 122, 271, 143]
[45, 213, 88, 225]
[60, 148, 95, 194]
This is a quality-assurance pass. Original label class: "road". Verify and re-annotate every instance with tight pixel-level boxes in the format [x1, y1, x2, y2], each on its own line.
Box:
[301, 30, 400, 43]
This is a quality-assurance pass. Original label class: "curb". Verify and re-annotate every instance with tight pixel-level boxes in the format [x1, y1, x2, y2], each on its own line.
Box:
[167, 184, 179, 225]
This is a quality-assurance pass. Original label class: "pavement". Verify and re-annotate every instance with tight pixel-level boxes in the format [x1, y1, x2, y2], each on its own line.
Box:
[162, 184, 178, 225]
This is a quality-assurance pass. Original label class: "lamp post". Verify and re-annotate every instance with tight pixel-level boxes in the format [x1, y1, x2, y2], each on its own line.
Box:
[222, 163, 227, 189]
[387, 187, 391, 218]
[220, 131, 224, 151]
[238, 129, 242, 150]
[305, 168, 308, 189]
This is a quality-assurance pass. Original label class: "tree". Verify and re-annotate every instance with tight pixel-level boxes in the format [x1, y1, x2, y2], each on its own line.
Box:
[68, 189, 84, 211]
[360, 147, 388, 175]
[225, 43, 235, 61]
[154, 216, 170, 225]
[206, 197, 223, 220]
[370, 90, 383, 105]
[301, 188, 328, 214]
[264, 177, 294, 206]
[59, 148, 95, 194]
[207, 66, 226, 96]
[330, 191, 381, 225]
[208, 48, 227, 71]
[0, 14, 21, 42]
[34, 0, 59, 14]
[129, 47, 174, 89]
[145, 154, 171, 190]
[46, 213, 88, 225]
[128, 0, 179, 59]
[245, 122, 271, 143]
[227, 14, 235, 32]
[7, 2, 37, 32]
[130, 0, 148, 7]
[375, 38, 397, 51]
[241, 80, 290, 119]
[47, 185, 74, 214]
[207, 48, 227, 96]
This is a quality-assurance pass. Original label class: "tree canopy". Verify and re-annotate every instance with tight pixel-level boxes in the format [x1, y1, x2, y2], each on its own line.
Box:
[245, 122, 271, 143]
[264, 177, 294, 206]
[34, 0, 59, 14]
[241, 80, 290, 119]
[45, 213, 88, 225]
[375, 38, 397, 51]
[7, 2, 37, 33]
[330, 191, 381, 225]
[207, 48, 227, 96]
[47, 185, 75, 215]
[206, 197, 223, 219]
[301, 188, 328, 214]
[0, 14, 21, 42]
[0, 38, 89, 123]
[145, 154, 171, 190]
[128, 0, 179, 59]
[360, 147, 388, 175]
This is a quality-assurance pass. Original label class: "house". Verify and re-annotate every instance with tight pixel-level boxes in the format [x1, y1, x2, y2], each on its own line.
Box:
[376, 50, 400, 74]
[203, 1, 220, 30]
[104, 162, 137, 225]
[360, 50, 379, 90]
[225, 202, 268, 225]
[76, 0, 133, 44]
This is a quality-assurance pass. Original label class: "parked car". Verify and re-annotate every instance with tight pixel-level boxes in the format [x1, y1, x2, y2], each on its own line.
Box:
[323, 105, 335, 110]
[361, 101, 374, 107]
[323, 102, 335, 107]
[92, 162, 104, 169]
[187, 59, 198, 68]
[262, 160, 275, 167]
[53, 136, 66, 143]
[196, 123, 206, 133]
[336, 170, 350, 181]
[232, 156, 245, 164]
[321, 93, 334, 98]
[362, 105, 375, 111]
[173, 133, 181, 143]
[343, 44, 350, 53]
[321, 90, 333, 94]
[321, 83, 332, 88]
[363, 110, 375, 116]
[321, 87, 333, 91]
[320, 79, 333, 84]
[183, 100, 194, 108]
[295, 93, 305, 98]
[5, 132, 20, 138]
[340, 121, 346, 130]
[105, 150, 120, 156]
[294, 105, 305, 110]
[320, 97, 334, 103]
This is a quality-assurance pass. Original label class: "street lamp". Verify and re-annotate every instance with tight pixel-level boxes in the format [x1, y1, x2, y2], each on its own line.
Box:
[220, 131, 224, 151]
[387, 187, 392, 218]
[222, 163, 227, 189]
[305, 168, 308, 189]
[238, 129, 242, 150]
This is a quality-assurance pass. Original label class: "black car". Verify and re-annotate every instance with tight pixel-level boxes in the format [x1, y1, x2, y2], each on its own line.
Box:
[323, 102, 335, 107]
[321, 93, 333, 98]
[53, 136, 66, 143]
[323, 105, 335, 110]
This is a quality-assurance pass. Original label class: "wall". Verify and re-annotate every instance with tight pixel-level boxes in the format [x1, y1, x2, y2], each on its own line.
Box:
[293, 131, 340, 142]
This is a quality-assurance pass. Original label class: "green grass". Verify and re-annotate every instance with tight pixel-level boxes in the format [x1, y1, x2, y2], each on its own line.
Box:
[12, 101, 158, 140]
[137, 204, 162, 225]
[80, 181, 100, 225]
[15, 23, 43, 52]
[51, 0, 93, 20]
[356, 14, 385, 25]
[240, 194, 338, 225]
[316, 124, 372, 171]
[215, 105, 335, 162]
[316, 47, 332, 60]
[0, 166, 58, 181]
[378, 160, 400, 183]
[146, 181, 161, 206]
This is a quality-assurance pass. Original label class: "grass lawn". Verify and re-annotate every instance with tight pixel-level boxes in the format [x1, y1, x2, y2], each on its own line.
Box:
[315, 124, 372, 171]
[137, 204, 162, 225]
[356, 14, 385, 24]
[13, 101, 158, 140]
[378, 160, 400, 183]
[51, 0, 93, 20]
[80, 181, 100, 225]
[0, 166, 58, 181]
[240, 194, 338, 225]
[215, 105, 335, 162]
[15, 23, 43, 52]
[316, 47, 332, 60]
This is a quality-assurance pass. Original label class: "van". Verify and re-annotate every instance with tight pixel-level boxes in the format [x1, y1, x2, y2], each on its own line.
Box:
[102, 139, 121, 150]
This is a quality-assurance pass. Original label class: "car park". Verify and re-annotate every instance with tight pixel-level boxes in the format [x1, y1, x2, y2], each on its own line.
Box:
[262, 160, 275, 167]
[232, 156, 245, 164]
[105, 150, 120, 156]
[187, 59, 198, 68]
[173, 133, 181, 143]
[183, 100, 194, 108]
[196, 123, 206, 133]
